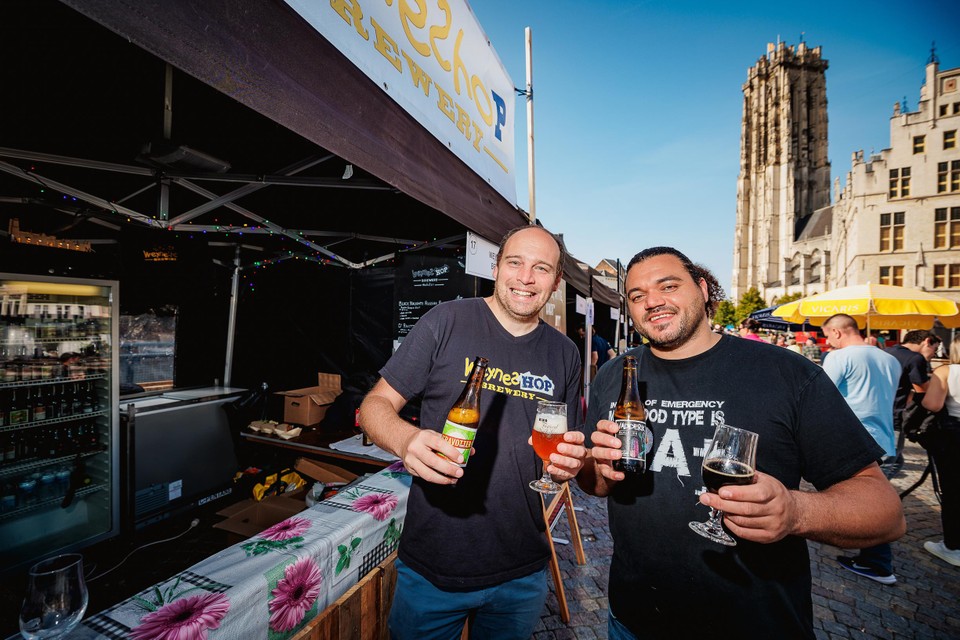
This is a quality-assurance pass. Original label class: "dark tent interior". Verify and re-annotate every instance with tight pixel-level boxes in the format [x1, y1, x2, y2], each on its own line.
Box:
[0, 0, 620, 395]
[1, 0, 499, 393]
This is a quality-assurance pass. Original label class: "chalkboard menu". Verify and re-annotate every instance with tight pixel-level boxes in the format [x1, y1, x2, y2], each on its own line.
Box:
[393, 254, 474, 351]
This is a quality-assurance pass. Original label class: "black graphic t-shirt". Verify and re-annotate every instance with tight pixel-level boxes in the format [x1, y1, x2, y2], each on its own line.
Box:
[381, 298, 582, 590]
[585, 335, 882, 639]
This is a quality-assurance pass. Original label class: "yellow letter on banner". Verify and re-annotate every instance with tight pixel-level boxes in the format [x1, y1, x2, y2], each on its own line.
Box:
[397, 0, 430, 57]
[330, 0, 370, 40]
[471, 75, 493, 126]
[402, 51, 434, 97]
[450, 29, 472, 101]
[471, 121, 484, 152]
[371, 17, 402, 72]
[429, 0, 452, 72]
[454, 103, 472, 140]
[436, 84, 455, 122]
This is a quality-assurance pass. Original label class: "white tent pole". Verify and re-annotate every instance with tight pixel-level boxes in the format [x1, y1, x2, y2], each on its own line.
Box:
[223, 243, 241, 387]
[584, 301, 593, 406]
[525, 26, 536, 223]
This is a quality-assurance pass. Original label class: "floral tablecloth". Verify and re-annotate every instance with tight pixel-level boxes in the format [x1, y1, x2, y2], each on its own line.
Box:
[68, 462, 411, 640]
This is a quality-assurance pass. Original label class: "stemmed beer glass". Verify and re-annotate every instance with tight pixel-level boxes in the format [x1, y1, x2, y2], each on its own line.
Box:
[529, 400, 567, 494]
[19, 553, 89, 639]
[689, 424, 758, 546]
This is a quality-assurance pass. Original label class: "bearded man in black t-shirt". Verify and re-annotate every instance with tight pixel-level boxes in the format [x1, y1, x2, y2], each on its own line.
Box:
[576, 247, 906, 640]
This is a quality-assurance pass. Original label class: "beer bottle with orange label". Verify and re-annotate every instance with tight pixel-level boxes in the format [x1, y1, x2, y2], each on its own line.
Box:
[440, 356, 488, 467]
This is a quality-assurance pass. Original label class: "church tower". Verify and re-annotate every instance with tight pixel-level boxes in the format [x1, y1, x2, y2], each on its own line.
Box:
[732, 41, 831, 302]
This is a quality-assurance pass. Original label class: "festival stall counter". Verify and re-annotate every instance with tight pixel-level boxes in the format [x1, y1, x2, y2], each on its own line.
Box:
[64, 463, 411, 639]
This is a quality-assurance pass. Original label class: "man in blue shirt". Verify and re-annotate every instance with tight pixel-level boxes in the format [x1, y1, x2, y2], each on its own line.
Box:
[822, 313, 902, 584]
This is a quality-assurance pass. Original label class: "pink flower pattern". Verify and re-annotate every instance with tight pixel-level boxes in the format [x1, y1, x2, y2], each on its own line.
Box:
[352, 493, 398, 521]
[269, 557, 323, 632]
[259, 517, 310, 541]
[131, 592, 230, 640]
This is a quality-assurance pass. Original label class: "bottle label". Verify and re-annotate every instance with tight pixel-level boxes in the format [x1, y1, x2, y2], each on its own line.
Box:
[616, 419, 649, 464]
[440, 419, 478, 467]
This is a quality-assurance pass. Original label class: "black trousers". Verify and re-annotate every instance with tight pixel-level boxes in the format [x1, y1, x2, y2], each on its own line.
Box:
[926, 417, 960, 549]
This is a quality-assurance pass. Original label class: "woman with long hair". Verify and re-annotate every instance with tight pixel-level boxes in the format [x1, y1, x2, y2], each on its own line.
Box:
[921, 340, 960, 566]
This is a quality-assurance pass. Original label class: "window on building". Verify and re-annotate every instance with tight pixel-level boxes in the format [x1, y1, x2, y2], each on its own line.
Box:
[933, 264, 960, 289]
[942, 104, 950, 117]
[913, 135, 925, 154]
[939, 161, 960, 193]
[879, 266, 904, 287]
[946, 130, 957, 150]
[935, 207, 960, 249]
[955, 102, 960, 115]
[880, 212, 905, 251]
[888, 167, 910, 198]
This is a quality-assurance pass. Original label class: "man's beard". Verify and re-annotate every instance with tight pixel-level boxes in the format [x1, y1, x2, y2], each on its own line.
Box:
[640, 302, 706, 351]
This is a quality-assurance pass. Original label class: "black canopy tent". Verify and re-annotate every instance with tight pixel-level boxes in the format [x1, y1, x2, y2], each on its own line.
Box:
[5, 0, 529, 262]
[0, 0, 620, 389]
[749, 306, 812, 333]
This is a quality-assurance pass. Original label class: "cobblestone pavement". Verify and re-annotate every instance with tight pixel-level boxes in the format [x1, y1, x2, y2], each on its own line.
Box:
[534, 442, 960, 640]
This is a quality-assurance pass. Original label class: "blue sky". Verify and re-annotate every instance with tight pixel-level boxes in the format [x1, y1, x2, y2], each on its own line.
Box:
[470, 0, 960, 298]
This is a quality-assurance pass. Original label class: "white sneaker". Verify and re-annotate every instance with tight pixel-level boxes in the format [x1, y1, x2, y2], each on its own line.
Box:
[924, 540, 960, 567]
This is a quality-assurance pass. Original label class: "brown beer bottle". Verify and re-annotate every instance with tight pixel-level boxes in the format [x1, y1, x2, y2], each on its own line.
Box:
[612, 355, 647, 474]
[439, 356, 489, 467]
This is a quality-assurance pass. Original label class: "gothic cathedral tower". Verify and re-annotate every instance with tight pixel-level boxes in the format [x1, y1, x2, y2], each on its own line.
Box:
[732, 41, 831, 302]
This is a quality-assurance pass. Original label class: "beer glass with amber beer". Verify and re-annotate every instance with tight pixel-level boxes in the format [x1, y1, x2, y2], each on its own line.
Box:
[529, 400, 567, 494]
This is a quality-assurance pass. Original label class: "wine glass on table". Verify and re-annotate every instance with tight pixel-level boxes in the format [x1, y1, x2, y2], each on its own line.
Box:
[689, 424, 758, 546]
[529, 400, 567, 494]
[19, 553, 89, 639]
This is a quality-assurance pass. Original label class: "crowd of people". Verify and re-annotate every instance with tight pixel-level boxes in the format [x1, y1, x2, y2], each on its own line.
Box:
[729, 315, 956, 585]
[357, 224, 955, 640]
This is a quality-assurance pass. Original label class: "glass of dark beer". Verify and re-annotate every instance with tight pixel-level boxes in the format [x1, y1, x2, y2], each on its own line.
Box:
[688, 424, 758, 546]
[529, 400, 567, 494]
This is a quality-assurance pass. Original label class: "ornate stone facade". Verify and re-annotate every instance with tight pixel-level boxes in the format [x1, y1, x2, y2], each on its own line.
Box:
[831, 58, 960, 304]
[732, 41, 831, 302]
[733, 43, 960, 310]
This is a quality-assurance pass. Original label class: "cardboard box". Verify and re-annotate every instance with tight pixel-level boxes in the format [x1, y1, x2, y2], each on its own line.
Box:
[277, 373, 342, 426]
[213, 496, 306, 542]
[294, 457, 358, 484]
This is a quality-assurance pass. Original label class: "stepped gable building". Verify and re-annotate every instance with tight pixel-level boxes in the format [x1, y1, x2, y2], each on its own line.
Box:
[732, 41, 831, 303]
[732, 42, 960, 310]
[832, 55, 960, 298]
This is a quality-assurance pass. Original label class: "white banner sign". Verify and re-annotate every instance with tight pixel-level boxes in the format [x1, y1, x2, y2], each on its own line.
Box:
[465, 231, 498, 281]
[285, 0, 517, 205]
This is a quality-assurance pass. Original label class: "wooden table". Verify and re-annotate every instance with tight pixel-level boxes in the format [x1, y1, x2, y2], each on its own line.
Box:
[67, 466, 410, 639]
[242, 425, 395, 469]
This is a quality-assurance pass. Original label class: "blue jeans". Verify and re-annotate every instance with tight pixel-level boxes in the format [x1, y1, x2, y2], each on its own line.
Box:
[608, 610, 638, 640]
[388, 558, 549, 640]
[858, 542, 894, 574]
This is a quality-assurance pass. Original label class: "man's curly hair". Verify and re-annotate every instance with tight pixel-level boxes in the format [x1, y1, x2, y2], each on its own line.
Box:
[626, 246, 725, 316]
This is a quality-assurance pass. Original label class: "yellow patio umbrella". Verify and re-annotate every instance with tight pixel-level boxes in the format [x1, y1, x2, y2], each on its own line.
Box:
[941, 312, 960, 329]
[772, 283, 960, 332]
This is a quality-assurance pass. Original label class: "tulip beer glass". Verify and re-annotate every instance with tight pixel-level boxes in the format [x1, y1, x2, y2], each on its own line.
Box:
[19, 553, 88, 639]
[689, 424, 758, 546]
[529, 400, 567, 494]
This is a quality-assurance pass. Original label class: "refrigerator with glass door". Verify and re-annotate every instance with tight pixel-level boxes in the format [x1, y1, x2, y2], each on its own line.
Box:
[0, 274, 119, 571]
